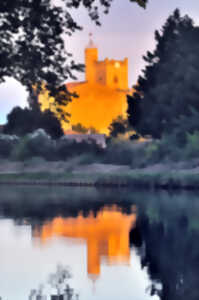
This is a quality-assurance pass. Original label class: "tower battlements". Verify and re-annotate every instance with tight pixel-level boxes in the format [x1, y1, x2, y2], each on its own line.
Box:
[85, 37, 129, 90]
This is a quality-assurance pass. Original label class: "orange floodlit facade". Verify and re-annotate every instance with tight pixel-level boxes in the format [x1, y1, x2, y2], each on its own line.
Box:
[33, 206, 137, 278]
[39, 37, 131, 134]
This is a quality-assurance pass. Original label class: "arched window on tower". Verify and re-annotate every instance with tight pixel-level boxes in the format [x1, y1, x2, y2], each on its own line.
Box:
[113, 76, 119, 84]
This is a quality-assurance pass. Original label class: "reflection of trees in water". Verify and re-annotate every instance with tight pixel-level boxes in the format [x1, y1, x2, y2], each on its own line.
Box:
[2, 187, 199, 299]
[29, 265, 79, 300]
[131, 213, 199, 300]
[0, 186, 134, 224]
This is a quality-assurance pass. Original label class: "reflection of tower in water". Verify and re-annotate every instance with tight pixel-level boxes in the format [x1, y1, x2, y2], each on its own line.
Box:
[33, 205, 137, 280]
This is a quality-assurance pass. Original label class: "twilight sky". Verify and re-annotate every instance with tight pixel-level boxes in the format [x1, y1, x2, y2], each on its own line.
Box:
[0, 0, 199, 124]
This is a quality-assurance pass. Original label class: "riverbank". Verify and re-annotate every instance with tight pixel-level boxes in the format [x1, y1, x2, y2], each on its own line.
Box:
[1, 162, 199, 189]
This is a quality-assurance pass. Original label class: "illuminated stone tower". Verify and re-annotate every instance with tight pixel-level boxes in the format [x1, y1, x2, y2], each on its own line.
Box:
[84, 34, 128, 90]
[85, 34, 98, 83]
[39, 35, 132, 134]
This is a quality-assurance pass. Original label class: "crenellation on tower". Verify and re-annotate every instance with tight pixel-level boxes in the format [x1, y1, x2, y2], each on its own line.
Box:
[85, 47, 98, 83]
[85, 38, 129, 90]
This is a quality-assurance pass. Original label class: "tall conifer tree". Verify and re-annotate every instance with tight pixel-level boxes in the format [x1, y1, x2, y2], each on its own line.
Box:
[128, 9, 199, 140]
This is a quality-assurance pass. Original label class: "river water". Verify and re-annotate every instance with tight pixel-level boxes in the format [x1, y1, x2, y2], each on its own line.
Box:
[0, 186, 199, 300]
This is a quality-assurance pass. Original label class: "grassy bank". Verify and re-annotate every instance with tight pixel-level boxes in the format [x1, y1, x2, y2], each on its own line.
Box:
[1, 169, 199, 190]
[1, 130, 199, 190]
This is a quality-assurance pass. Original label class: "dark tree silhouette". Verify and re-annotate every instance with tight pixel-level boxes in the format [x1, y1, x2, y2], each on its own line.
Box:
[108, 115, 128, 138]
[128, 9, 199, 140]
[4, 106, 63, 139]
[0, 0, 147, 108]
[134, 213, 199, 300]
[72, 123, 99, 134]
[130, 0, 148, 8]
[72, 123, 89, 134]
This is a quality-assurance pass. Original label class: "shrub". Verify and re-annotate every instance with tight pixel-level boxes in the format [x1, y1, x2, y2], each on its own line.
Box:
[26, 130, 55, 160]
[151, 134, 185, 162]
[0, 134, 19, 158]
[102, 140, 147, 167]
[11, 136, 31, 160]
[102, 140, 132, 165]
[25, 156, 47, 166]
[56, 138, 103, 161]
[145, 143, 160, 163]
[130, 134, 140, 141]
[184, 131, 199, 159]
[4, 106, 63, 139]
[11, 129, 55, 161]
[156, 131, 199, 162]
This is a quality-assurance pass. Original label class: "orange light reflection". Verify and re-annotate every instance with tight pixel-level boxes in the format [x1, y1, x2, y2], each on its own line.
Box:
[33, 206, 137, 279]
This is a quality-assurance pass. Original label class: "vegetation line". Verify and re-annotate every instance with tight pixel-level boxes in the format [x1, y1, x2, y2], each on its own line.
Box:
[0, 171, 199, 190]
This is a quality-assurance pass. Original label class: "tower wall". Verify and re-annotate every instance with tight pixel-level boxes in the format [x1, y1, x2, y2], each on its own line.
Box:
[95, 61, 107, 85]
[85, 47, 98, 83]
[106, 58, 128, 90]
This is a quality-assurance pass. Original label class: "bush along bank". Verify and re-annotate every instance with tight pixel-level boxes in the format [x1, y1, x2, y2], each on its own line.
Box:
[1, 170, 199, 190]
[2, 128, 199, 166]
[1, 129, 199, 190]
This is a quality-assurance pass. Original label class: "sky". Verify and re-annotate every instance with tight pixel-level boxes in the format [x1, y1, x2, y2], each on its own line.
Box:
[0, 0, 199, 124]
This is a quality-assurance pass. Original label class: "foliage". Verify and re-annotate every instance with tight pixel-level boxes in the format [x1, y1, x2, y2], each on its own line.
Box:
[56, 138, 103, 160]
[130, 0, 148, 8]
[4, 126, 199, 167]
[128, 9, 199, 139]
[137, 211, 199, 299]
[11, 130, 55, 161]
[102, 139, 146, 166]
[11, 136, 30, 161]
[104, 128, 199, 167]
[4, 106, 63, 139]
[72, 123, 99, 134]
[29, 264, 78, 299]
[48, 264, 71, 296]
[0, 0, 146, 107]
[130, 133, 140, 140]
[138, 130, 199, 164]
[72, 123, 88, 133]
[184, 131, 199, 159]
[88, 127, 99, 134]
[145, 143, 160, 162]
[0, 134, 19, 158]
[171, 107, 199, 145]
[108, 115, 128, 138]
[8, 129, 103, 161]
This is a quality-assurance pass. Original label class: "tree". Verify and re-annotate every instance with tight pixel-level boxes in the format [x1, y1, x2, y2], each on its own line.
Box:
[48, 264, 72, 297]
[0, 0, 147, 108]
[135, 211, 199, 300]
[72, 123, 99, 134]
[29, 264, 78, 299]
[87, 126, 99, 134]
[4, 106, 63, 139]
[72, 123, 88, 134]
[130, 0, 148, 8]
[128, 9, 199, 140]
[108, 115, 128, 138]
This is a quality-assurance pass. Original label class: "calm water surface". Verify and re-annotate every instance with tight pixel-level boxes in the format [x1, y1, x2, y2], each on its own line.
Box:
[0, 186, 199, 300]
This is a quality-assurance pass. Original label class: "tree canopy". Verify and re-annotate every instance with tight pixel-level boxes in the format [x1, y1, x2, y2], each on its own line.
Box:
[108, 115, 128, 138]
[3, 106, 63, 139]
[0, 0, 147, 107]
[128, 9, 199, 141]
[72, 123, 98, 134]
